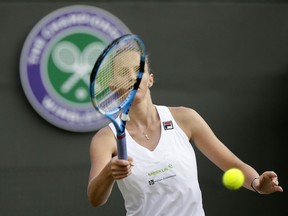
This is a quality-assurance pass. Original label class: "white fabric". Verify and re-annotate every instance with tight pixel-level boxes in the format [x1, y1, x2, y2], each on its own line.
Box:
[109, 105, 205, 216]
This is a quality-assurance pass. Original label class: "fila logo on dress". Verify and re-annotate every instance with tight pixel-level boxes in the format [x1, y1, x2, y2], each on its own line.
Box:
[163, 121, 173, 130]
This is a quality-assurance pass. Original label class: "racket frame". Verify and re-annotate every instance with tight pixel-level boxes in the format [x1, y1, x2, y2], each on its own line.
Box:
[90, 34, 146, 160]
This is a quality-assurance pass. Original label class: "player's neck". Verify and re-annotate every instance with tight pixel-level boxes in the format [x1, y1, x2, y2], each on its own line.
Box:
[128, 103, 158, 128]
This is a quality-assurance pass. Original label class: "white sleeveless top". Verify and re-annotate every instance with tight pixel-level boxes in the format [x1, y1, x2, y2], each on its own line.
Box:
[109, 105, 205, 216]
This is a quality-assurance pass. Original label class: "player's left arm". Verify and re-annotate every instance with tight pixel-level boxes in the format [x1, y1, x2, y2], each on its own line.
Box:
[171, 107, 283, 194]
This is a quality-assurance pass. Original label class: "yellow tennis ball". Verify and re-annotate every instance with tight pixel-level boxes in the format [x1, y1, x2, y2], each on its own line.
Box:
[222, 168, 245, 190]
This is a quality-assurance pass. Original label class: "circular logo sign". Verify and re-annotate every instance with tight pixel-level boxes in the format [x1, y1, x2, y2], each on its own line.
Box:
[20, 5, 131, 132]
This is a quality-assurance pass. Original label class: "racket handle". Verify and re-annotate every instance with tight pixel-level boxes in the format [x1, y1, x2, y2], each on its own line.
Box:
[116, 134, 128, 160]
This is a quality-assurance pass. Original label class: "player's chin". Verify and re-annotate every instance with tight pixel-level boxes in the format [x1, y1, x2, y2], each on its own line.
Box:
[133, 92, 143, 102]
[135, 89, 142, 97]
[133, 94, 141, 102]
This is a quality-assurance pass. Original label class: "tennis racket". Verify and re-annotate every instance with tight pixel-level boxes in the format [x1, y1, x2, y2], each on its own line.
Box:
[90, 34, 146, 160]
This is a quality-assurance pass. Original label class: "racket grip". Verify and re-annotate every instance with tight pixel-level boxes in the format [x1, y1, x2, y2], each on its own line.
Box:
[116, 134, 128, 160]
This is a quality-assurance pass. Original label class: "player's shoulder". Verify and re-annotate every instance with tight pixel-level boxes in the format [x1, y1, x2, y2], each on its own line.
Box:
[91, 126, 115, 146]
[168, 106, 206, 128]
[168, 106, 199, 119]
[90, 125, 116, 155]
[166, 106, 199, 139]
[168, 106, 201, 127]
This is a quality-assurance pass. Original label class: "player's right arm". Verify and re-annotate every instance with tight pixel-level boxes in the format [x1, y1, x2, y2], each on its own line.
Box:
[87, 126, 116, 207]
[87, 126, 133, 207]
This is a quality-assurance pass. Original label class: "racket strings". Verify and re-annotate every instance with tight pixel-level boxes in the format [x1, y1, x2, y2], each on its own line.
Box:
[93, 39, 141, 113]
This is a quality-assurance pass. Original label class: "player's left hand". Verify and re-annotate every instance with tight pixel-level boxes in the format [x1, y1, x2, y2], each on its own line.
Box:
[253, 171, 283, 194]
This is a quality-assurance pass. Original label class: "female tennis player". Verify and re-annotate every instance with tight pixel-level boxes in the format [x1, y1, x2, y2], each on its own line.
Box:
[87, 54, 283, 215]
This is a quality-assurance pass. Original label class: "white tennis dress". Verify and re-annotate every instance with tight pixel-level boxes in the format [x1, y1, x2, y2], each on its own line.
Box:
[109, 105, 205, 216]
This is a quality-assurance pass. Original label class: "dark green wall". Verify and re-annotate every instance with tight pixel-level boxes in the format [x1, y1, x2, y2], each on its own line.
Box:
[0, 1, 287, 215]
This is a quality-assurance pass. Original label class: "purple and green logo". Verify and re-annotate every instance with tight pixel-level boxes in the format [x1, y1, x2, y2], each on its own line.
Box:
[20, 5, 131, 132]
